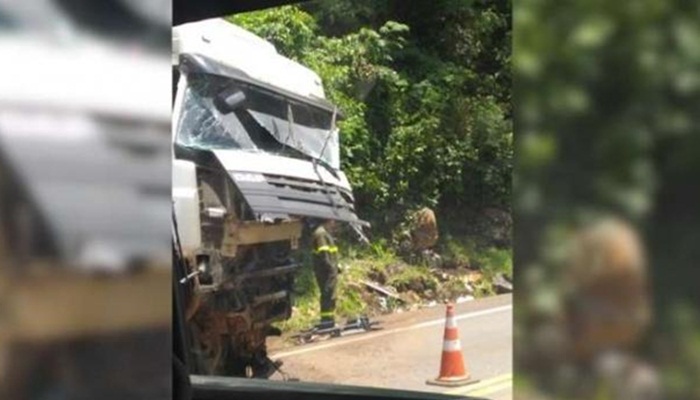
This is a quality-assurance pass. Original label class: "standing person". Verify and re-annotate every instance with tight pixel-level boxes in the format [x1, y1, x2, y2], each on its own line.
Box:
[311, 219, 339, 329]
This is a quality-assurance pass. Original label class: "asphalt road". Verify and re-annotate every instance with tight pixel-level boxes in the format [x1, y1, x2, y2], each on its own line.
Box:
[269, 294, 512, 400]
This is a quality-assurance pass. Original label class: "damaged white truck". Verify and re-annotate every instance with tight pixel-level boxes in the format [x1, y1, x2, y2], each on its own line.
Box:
[172, 19, 366, 378]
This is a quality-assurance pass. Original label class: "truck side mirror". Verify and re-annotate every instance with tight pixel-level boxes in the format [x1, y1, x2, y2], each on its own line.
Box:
[214, 88, 247, 114]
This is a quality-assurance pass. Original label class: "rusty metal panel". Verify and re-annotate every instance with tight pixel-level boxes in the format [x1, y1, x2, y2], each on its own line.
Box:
[221, 219, 301, 257]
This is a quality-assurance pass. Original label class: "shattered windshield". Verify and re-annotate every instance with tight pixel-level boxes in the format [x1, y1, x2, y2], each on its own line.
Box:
[176, 73, 340, 169]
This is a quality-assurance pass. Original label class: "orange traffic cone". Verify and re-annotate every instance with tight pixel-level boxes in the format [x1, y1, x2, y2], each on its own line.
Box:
[426, 303, 477, 387]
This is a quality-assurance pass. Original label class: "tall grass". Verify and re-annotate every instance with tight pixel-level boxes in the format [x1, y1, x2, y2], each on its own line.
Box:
[278, 236, 512, 334]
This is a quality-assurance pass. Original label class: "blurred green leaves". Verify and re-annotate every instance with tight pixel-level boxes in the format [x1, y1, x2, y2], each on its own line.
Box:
[515, 0, 700, 397]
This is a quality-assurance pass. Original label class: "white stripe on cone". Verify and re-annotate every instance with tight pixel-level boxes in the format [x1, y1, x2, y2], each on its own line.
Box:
[446, 316, 458, 329]
[443, 338, 462, 352]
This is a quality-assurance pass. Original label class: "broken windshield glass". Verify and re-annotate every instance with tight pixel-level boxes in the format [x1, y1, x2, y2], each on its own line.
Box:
[176, 74, 258, 151]
[176, 73, 340, 169]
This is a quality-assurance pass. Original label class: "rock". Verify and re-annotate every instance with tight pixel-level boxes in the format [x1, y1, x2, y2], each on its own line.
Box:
[367, 268, 388, 285]
[467, 270, 483, 283]
[395, 231, 413, 256]
[493, 273, 513, 293]
[400, 291, 421, 305]
[409, 207, 439, 251]
[404, 279, 424, 293]
[566, 217, 651, 361]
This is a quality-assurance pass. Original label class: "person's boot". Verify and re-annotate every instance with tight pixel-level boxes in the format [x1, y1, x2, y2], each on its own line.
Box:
[316, 318, 336, 330]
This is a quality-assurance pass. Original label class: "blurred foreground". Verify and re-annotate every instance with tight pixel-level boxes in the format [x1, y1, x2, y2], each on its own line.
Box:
[0, 1, 171, 399]
[515, 0, 700, 399]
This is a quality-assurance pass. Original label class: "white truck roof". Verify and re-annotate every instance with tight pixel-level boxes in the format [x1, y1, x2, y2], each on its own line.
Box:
[173, 18, 326, 102]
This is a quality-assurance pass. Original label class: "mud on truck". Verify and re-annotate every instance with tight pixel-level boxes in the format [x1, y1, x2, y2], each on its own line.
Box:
[172, 19, 367, 378]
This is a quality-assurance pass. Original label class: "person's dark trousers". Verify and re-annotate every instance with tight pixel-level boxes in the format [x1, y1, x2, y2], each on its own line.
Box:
[313, 256, 337, 326]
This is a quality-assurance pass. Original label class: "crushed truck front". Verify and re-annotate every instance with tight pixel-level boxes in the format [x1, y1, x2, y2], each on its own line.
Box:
[172, 19, 365, 377]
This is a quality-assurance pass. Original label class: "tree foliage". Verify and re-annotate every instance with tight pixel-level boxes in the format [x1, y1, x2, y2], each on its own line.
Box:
[230, 0, 512, 236]
[515, 0, 700, 396]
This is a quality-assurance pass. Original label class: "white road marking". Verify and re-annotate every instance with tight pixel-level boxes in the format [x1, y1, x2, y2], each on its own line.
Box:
[272, 304, 512, 359]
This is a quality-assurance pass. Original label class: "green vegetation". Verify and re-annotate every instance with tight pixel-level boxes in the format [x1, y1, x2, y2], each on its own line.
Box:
[276, 239, 512, 334]
[230, 0, 512, 235]
[233, 1, 513, 336]
[442, 236, 512, 278]
[516, 0, 700, 397]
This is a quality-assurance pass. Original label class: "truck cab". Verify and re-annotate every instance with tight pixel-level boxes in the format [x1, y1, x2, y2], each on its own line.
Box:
[172, 18, 364, 377]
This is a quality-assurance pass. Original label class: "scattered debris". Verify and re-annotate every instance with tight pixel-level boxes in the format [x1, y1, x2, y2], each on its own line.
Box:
[378, 297, 388, 312]
[493, 273, 513, 293]
[422, 250, 442, 268]
[362, 280, 404, 302]
[459, 278, 475, 295]
[292, 316, 381, 345]
[357, 264, 507, 316]
[455, 295, 474, 304]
